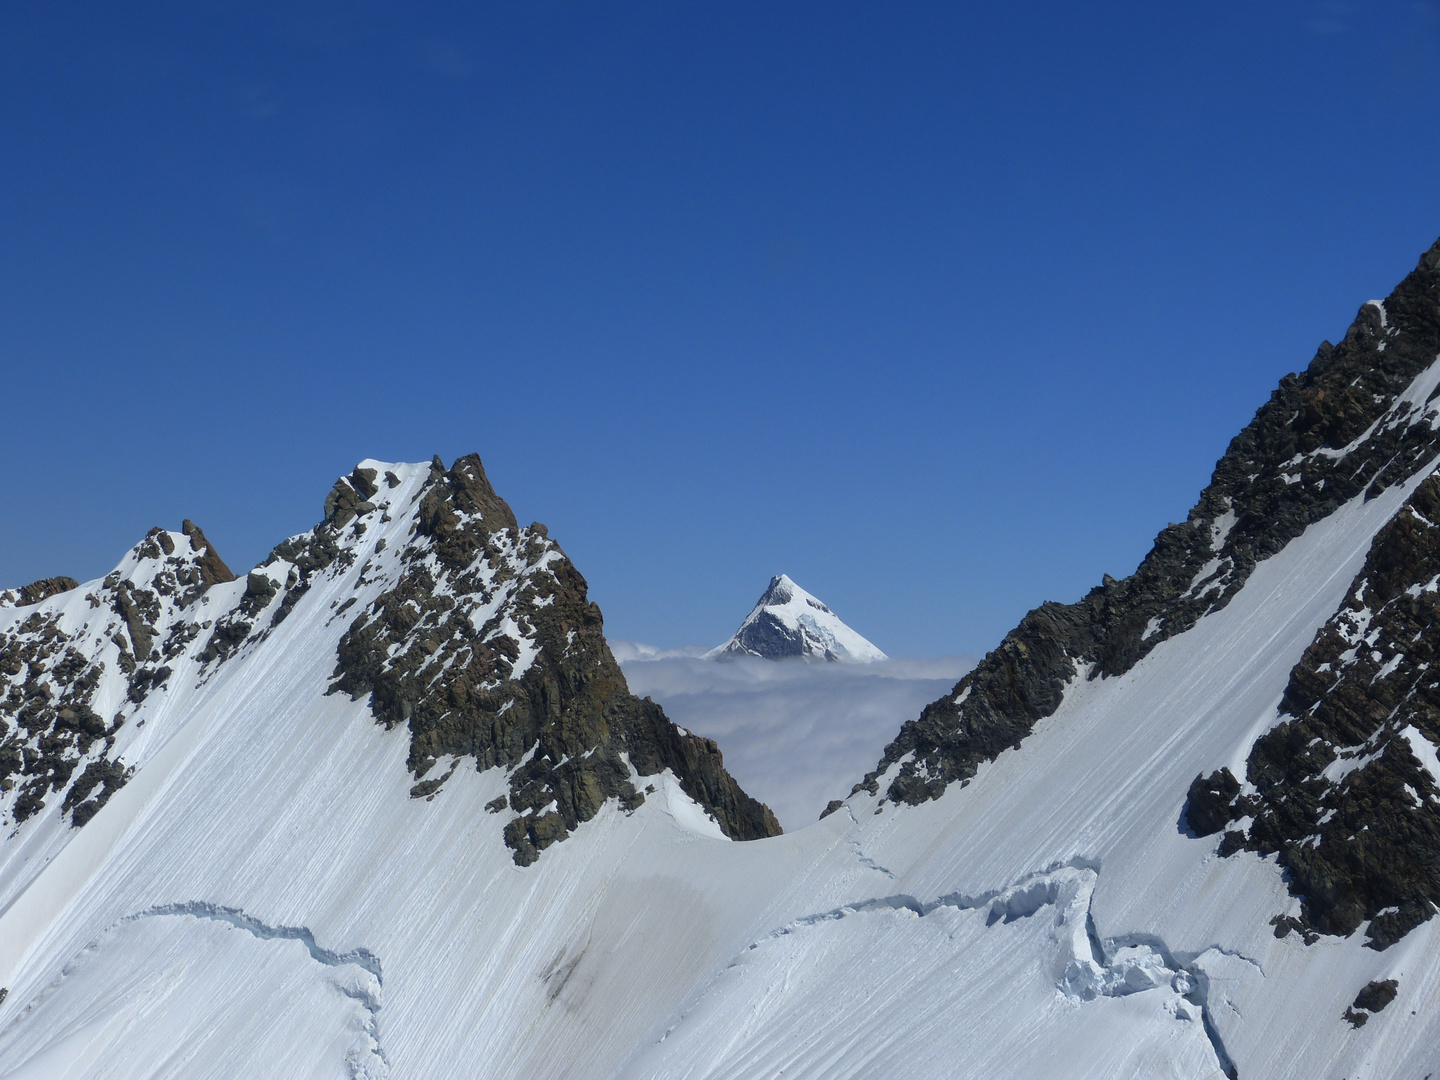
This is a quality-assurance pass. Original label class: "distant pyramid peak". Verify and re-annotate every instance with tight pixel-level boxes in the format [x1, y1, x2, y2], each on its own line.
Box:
[708, 574, 886, 663]
[756, 574, 828, 612]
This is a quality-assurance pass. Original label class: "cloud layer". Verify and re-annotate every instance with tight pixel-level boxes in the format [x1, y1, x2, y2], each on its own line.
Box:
[613, 646, 974, 831]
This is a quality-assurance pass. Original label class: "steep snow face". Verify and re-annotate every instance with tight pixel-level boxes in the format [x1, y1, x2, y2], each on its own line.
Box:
[708, 575, 887, 663]
[861, 242, 1440, 812]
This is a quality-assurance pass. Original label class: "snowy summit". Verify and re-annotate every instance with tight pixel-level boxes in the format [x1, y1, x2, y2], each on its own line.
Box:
[708, 574, 887, 662]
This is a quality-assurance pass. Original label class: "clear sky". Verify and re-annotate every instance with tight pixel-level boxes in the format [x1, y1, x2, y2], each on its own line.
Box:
[3, 2, 1439, 657]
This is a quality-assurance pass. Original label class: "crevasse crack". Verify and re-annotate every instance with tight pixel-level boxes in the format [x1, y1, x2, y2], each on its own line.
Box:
[736, 859, 1249, 1078]
[124, 901, 388, 1078]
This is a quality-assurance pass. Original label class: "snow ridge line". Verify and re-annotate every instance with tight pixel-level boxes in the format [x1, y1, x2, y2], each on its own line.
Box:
[734, 859, 1253, 1078]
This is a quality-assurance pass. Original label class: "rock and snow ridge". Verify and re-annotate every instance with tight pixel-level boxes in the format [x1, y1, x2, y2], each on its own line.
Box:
[1190, 467, 1440, 949]
[7, 243, 1440, 1079]
[0, 519, 236, 833]
[0, 456, 778, 870]
[0, 455, 789, 1078]
[707, 574, 887, 663]
[856, 238, 1440, 813]
[320, 456, 780, 863]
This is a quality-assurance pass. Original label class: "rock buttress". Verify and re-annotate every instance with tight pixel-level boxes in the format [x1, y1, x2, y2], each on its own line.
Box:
[1193, 471, 1440, 948]
[329, 454, 781, 865]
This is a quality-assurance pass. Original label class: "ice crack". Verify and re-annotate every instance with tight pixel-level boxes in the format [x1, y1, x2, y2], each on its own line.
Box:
[125, 901, 388, 1078]
[127, 901, 383, 981]
[747, 859, 1247, 1078]
[843, 805, 897, 879]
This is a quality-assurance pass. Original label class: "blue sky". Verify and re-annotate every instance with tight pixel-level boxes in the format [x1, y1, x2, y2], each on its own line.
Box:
[3, 1, 1439, 656]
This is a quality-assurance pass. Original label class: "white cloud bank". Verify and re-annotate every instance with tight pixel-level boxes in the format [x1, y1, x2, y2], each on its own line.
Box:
[612, 644, 975, 830]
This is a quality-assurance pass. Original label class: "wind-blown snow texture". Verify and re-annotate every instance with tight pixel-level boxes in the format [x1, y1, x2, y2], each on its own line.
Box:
[7, 242, 1440, 1078]
[708, 574, 887, 663]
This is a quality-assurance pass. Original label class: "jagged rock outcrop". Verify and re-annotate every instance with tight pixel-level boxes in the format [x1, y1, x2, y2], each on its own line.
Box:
[180, 520, 236, 588]
[1191, 471, 1440, 948]
[328, 454, 782, 864]
[1345, 979, 1399, 1026]
[0, 577, 80, 608]
[0, 523, 239, 827]
[0, 460, 781, 866]
[853, 238, 1440, 810]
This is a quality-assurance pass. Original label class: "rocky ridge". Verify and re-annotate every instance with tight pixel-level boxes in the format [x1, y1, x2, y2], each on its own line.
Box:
[0, 522, 239, 829]
[0, 578, 79, 609]
[847, 238, 1440, 813]
[1, 456, 780, 867]
[1188, 469, 1440, 949]
[327, 455, 782, 864]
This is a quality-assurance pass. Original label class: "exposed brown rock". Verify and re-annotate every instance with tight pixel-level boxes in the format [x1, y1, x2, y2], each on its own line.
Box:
[7, 577, 80, 607]
[181, 520, 236, 586]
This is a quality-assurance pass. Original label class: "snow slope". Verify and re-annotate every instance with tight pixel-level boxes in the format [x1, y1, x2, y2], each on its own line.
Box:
[0, 460, 789, 1080]
[0, 452, 1435, 1079]
[708, 575, 887, 663]
[617, 463, 1440, 1080]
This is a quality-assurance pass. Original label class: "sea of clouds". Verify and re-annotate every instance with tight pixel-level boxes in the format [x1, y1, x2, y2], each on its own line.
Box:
[611, 643, 974, 830]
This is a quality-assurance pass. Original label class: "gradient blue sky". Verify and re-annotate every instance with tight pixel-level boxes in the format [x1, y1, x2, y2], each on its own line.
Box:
[3, 1, 1439, 656]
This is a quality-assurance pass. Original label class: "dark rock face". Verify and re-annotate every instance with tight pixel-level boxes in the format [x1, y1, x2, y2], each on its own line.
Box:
[1354, 978, 1399, 1013]
[1194, 471, 1440, 949]
[729, 610, 808, 660]
[856, 238, 1440, 809]
[62, 758, 130, 826]
[0, 524, 236, 827]
[329, 454, 781, 865]
[1344, 979, 1399, 1027]
[1185, 768, 1252, 838]
[0, 609, 109, 824]
[0, 577, 80, 608]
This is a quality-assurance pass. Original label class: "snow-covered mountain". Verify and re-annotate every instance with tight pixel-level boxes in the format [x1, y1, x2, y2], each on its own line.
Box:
[6, 239, 1440, 1078]
[707, 574, 887, 662]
